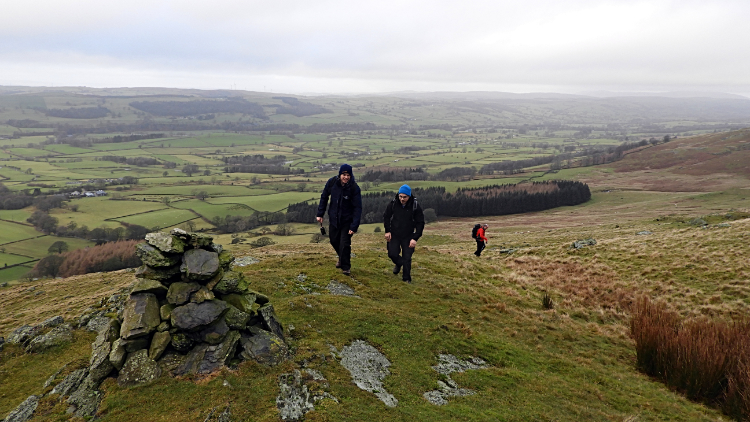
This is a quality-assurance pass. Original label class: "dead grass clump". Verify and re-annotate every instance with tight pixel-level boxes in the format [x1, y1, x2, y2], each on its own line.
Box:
[630, 297, 750, 419]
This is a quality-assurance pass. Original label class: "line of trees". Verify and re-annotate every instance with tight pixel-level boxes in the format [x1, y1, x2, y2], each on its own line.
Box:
[31, 240, 142, 278]
[41, 106, 110, 119]
[287, 180, 591, 223]
[129, 98, 267, 119]
[360, 166, 477, 183]
[99, 156, 161, 166]
[272, 97, 332, 117]
[222, 154, 304, 174]
[26, 210, 150, 243]
[212, 211, 285, 233]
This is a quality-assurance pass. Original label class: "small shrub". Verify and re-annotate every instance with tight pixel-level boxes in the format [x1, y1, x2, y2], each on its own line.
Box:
[630, 297, 750, 418]
[250, 237, 275, 248]
[310, 233, 325, 243]
[423, 208, 438, 223]
[542, 292, 554, 310]
[374, 227, 382, 233]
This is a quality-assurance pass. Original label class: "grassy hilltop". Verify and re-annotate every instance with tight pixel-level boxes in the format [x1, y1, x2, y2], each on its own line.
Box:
[1, 129, 749, 421]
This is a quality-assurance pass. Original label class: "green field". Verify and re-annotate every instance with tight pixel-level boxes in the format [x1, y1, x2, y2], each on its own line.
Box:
[112, 208, 198, 229]
[0, 221, 45, 244]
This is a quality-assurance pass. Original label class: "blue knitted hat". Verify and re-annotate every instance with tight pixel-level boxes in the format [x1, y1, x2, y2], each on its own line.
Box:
[398, 184, 411, 196]
[339, 164, 353, 176]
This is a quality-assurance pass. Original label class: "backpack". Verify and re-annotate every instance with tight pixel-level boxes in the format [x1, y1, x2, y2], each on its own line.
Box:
[471, 224, 481, 239]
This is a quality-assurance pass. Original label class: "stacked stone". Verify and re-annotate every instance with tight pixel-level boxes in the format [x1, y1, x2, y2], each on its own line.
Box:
[105, 229, 288, 387]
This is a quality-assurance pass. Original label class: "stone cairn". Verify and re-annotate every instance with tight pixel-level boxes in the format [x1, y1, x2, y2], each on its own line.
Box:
[114, 228, 289, 385]
[2, 229, 289, 420]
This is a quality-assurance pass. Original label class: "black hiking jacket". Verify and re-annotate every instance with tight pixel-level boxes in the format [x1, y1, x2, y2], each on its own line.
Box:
[383, 194, 425, 241]
[317, 175, 362, 232]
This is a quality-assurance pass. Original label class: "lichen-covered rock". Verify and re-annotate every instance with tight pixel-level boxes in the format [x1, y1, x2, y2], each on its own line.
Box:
[136, 243, 181, 268]
[109, 339, 127, 371]
[180, 249, 220, 280]
[250, 290, 270, 305]
[37, 315, 64, 330]
[188, 232, 213, 248]
[66, 377, 102, 419]
[170, 332, 194, 352]
[210, 243, 223, 254]
[218, 250, 234, 268]
[131, 278, 168, 296]
[571, 238, 597, 249]
[213, 271, 248, 295]
[197, 319, 229, 345]
[96, 318, 120, 344]
[121, 336, 150, 353]
[120, 293, 160, 340]
[221, 293, 256, 314]
[224, 305, 251, 330]
[339, 340, 398, 407]
[88, 337, 113, 384]
[174, 343, 209, 376]
[25, 324, 73, 353]
[149, 331, 171, 360]
[135, 264, 181, 281]
[117, 349, 162, 387]
[145, 232, 187, 253]
[190, 286, 215, 303]
[171, 300, 228, 331]
[51, 368, 87, 397]
[157, 321, 170, 332]
[160, 303, 175, 320]
[198, 330, 241, 374]
[3, 394, 39, 422]
[7, 325, 37, 345]
[259, 304, 285, 341]
[167, 281, 201, 306]
[276, 370, 338, 421]
[239, 328, 289, 366]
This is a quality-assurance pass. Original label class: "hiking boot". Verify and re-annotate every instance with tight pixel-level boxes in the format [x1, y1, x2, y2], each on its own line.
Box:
[335, 258, 341, 268]
[393, 264, 401, 275]
[402, 278, 411, 283]
[342, 269, 351, 276]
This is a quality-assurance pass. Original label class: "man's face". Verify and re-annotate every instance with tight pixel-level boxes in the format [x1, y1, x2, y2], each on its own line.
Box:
[399, 193, 409, 205]
[340, 172, 351, 184]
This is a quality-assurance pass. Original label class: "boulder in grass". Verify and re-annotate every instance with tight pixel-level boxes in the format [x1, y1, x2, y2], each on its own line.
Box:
[180, 249, 220, 281]
[145, 232, 186, 253]
[37, 315, 64, 330]
[171, 300, 228, 331]
[25, 325, 73, 353]
[120, 293, 161, 340]
[3, 395, 39, 422]
[135, 264, 181, 282]
[7, 325, 38, 345]
[131, 278, 168, 296]
[136, 243, 181, 268]
[167, 282, 201, 306]
[117, 349, 162, 388]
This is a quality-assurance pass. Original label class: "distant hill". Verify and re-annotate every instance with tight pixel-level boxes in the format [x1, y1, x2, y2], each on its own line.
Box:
[613, 129, 750, 178]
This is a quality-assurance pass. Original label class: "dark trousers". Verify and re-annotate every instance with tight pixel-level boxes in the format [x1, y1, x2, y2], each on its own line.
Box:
[329, 224, 352, 270]
[388, 237, 414, 281]
[475, 240, 485, 256]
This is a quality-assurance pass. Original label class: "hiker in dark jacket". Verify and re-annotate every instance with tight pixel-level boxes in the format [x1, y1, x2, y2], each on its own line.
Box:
[316, 164, 362, 275]
[383, 184, 425, 283]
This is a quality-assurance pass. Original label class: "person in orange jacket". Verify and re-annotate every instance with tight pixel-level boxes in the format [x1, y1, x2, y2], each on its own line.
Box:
[474, 224, 488, 256]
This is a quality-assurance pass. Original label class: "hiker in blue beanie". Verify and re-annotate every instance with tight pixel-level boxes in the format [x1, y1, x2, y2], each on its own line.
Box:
[316, 164, 362, 275]
[383, 184, 425, 283]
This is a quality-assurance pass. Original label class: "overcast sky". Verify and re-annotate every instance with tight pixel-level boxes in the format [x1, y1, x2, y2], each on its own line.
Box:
[2, 0, 749, 96]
